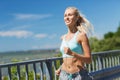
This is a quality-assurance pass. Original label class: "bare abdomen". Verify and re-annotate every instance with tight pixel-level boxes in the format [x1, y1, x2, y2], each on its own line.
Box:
[62, 57, 84, 73]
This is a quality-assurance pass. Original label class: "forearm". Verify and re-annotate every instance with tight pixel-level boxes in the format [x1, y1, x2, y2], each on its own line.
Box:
[57, 63, 63, 70]
[58, 65, 62, 70]
[72, 51, 92, 64]
[55, 64, 63, 76]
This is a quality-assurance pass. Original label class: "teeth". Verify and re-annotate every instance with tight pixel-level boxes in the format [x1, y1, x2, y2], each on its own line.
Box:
[66, 21, 69, 23]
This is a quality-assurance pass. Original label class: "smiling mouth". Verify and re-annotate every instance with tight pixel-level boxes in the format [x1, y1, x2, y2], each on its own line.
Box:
[65, 20, 70, 23]
[65, 22, 70, 24]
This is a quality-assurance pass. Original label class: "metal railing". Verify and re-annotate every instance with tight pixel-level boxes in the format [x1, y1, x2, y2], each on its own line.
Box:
[0, 50, 120, 80]
[89, 50, 120, 80]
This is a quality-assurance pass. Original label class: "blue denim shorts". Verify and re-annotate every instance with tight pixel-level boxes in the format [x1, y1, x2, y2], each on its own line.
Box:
[59, 69, 93, 80]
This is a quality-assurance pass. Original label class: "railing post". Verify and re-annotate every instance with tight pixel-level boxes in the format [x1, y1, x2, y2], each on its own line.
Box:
[0, 67, 2, 80]
[17, 65, 20, 80]
[46, 60, 53, 80]
[40, 62, 44, 80]
[97, 55, 103, 70]
[25, 64, 29, 80]
[33, 63, 37, 80]
[8, 66, 12, 80]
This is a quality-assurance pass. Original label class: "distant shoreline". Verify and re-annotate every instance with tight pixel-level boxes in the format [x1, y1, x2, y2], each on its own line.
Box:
[0, 48, 60, 64]
[0, 48, 59, 54]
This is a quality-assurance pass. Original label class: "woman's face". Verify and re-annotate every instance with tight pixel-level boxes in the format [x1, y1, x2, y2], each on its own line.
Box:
[64, 8, 78, 27]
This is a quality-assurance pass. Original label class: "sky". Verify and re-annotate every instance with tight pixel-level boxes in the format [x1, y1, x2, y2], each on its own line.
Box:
[0, 0, 120, 52]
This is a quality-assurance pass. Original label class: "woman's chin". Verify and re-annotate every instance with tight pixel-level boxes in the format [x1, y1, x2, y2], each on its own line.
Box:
[65, 23, 71, 26]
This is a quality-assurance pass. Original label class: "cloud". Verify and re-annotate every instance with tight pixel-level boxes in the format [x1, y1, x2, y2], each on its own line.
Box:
[0, 30, 33, 38]
[48, 34, 57, 39]
[0, 30, 57, 39]
[10, 25, 32, 30]
[34, 34, 57, 39]
[34, 34, 47, 39]
[12, 13, 52, 20]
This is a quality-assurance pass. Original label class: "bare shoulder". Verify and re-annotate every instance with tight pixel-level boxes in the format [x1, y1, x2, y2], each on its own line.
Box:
[77, 31, 88, 42]
[60, 34, 66, 40]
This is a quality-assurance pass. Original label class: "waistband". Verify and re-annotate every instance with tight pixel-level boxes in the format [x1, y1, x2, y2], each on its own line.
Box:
[61, 69, 84, 78]
[61, 70, 80, 75]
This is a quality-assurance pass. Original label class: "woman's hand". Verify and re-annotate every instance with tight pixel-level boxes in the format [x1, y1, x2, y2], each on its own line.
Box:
[64, 47, 73, 56]
[55, 69, 61, 76]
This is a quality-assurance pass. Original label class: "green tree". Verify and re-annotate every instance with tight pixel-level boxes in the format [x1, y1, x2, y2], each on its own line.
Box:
[104, 32, 114, 39]
[90, 24, 120, 52]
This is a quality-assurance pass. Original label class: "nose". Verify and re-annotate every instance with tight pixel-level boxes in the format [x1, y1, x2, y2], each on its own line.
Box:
[65, 16, 69, 21]
[66, 17, 69, 21]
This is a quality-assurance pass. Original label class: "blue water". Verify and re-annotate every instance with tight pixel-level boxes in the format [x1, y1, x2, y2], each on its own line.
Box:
[0, 50, 58, 64]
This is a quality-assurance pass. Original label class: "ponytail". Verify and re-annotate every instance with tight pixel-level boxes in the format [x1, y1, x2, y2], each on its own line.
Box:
[76, 14, 94, 36]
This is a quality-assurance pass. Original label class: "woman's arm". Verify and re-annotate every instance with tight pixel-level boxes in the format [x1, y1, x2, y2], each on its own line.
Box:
[64, 32, 92, 64]
[74, 32, 92, 63]
[55, 64, 63, 76]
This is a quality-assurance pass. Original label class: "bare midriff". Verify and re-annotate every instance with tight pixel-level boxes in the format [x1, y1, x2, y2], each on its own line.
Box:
[62, 57, 84, 74]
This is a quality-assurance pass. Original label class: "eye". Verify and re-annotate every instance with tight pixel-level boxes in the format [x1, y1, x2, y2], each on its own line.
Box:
[64, 13, 74, 17]
[64, 14, 67, 17]
[68, 14, 72, 16]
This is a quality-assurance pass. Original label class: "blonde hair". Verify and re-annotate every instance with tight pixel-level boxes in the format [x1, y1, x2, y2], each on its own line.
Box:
[66, 7, 94, 36]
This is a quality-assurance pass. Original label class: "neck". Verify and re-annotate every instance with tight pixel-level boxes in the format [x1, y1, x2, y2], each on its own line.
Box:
[68, 25, 77, 33]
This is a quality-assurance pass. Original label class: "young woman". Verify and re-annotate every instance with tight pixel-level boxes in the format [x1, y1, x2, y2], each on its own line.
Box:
[55, 7, 93, 80]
